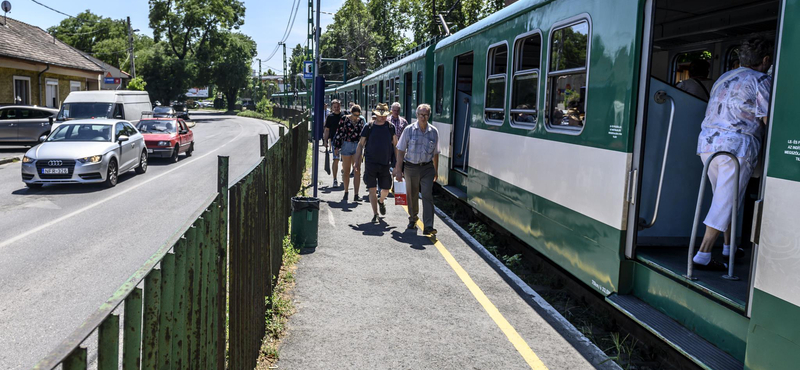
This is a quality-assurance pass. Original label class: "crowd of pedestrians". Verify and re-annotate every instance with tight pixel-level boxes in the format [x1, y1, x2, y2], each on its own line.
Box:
[327, 101, 440, 235]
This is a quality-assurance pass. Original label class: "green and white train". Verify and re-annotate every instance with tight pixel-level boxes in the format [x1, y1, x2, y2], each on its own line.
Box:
[277, 1, 800, 368]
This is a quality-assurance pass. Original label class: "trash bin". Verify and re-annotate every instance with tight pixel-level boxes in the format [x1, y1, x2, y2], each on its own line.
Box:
[291, 197, 320, 248]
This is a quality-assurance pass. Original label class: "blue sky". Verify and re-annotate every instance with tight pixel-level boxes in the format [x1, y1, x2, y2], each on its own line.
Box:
[6, 0, 345, 72]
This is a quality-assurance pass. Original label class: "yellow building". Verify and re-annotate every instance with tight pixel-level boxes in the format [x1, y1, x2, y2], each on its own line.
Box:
[0, 17, 103, 108]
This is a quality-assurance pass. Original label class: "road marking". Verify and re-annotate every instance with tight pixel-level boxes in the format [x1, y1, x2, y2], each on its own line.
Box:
[0, 122, 246, 250]
[327, 207, 335, 227]
[402, 206, 548, 370]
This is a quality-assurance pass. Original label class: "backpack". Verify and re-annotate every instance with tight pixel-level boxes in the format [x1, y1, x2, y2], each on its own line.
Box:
[364, 122, 396, 164]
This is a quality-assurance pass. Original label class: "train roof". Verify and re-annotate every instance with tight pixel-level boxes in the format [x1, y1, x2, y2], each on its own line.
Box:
[435, 0, 548, 51]
[367, 48, 429, 79]
[336, 78, 363, 90]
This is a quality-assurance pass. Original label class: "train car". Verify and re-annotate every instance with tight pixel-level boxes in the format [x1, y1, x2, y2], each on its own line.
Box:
[418, 0, 797, 369]
[335, 78, 364, 112]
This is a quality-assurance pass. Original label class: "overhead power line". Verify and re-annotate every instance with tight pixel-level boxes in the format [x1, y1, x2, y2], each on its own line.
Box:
[263, 0, 302, 62]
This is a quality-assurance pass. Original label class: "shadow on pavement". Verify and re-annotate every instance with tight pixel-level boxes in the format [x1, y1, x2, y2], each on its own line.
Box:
[10, 172, 138, 195]
[348, 220, 397, 237]
[325, 199, 361, 212]
[390, 230, 432, 250]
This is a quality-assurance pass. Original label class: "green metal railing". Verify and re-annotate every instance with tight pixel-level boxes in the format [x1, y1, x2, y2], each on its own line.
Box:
[34, 114, 309, 370]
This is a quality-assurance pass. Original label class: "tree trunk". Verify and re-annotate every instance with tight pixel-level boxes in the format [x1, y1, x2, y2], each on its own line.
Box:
[226, 89, 237, 112]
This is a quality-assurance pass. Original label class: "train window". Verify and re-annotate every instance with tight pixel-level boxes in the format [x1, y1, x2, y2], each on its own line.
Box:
[725, 47, 740, 72]
[394, 77, 400, 103]
[435, 65, 444, 114]
[484, 42, 508, 125]
[511, 32, 541, 127]
[546, 19, 589, 132]
[673, 49, 712, 84]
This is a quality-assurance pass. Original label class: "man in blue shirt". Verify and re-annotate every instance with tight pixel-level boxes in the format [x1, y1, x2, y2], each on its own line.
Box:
[355, 103, 398, 223]
[394, 104, 440, 235]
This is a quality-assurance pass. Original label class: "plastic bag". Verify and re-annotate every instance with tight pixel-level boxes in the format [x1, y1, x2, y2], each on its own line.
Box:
[394, 180, 407, 206]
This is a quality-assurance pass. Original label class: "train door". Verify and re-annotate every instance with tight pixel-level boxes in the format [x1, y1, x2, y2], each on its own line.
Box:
[450, 52, 473, 191]
[404, 72, 413, 122]
[627, 0, 780, 313]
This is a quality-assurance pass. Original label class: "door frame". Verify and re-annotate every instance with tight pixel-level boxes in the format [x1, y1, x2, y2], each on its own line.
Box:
[12, 75, 32, 105]
[45, 78, 59, 108]
[625, 0, 655, 258]
[451, 52, 474, 175]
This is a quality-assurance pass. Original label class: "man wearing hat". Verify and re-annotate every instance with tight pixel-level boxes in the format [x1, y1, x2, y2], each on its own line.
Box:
[354, 103, 398, 223]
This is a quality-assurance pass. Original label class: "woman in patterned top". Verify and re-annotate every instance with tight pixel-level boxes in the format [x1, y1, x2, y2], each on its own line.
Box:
[333, 105, 366, 202]
[692, 36, 773, 271]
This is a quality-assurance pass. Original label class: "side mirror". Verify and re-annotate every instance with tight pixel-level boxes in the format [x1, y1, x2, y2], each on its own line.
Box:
[39, 135, 47, 142]
[117, 135, 129, 143]
[48, 117, 54, 125]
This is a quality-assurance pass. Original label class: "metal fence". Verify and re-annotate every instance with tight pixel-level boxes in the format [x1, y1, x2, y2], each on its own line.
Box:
[33, 114, 309, 370]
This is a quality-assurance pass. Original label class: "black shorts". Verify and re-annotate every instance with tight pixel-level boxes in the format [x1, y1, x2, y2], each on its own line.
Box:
[364, 162, 392, 189]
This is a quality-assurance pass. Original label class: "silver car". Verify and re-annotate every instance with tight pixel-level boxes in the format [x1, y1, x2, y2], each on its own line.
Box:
[21, 119, 148, 188]
[0, 105, 58, 144]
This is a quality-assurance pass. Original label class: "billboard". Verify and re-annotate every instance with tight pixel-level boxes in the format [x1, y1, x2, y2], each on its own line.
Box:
[186, 87, 209, 98]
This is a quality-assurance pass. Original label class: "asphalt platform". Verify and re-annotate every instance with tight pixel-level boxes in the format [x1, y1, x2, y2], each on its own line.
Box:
[277, 148, 619, 369]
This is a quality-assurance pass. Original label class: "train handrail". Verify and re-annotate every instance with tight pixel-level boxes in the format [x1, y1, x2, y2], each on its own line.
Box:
[458, 97, 470, 160]
[639, 90, 675, 230]
[685, 151, 740, 281]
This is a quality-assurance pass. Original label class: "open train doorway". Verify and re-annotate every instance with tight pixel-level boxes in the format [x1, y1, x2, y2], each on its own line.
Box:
[451, 52, 474, 192]
[628, 0, 780, 312]
[404, 72, 413, 122]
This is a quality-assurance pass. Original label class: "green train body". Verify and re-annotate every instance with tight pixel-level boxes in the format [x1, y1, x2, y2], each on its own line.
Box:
[279, 1, 799, 368]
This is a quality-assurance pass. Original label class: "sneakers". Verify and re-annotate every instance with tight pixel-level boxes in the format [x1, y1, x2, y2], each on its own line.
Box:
[693, 258, 728, 271]
[423, 228, 437, 236]
[333, 179, 339, 188]
[372, 214, 379, 223]
[343, 191, 349, 201]
[379, 201, 386, 215]
[407, 221, 417, 229]
[723, 247, 746, 259]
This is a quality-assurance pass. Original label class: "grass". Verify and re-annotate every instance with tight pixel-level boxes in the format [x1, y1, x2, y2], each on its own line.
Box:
[236, 110, 291, 126]
[433, 191, 676, 370]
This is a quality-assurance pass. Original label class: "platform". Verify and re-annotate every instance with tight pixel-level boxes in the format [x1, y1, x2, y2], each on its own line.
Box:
[277, 150, 620, 369]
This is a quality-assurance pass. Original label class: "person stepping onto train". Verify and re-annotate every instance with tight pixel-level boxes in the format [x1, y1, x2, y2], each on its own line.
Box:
[355, 103, 398, 223]
[395, 104, 440, 236]
[333, 105, 365, 202]
[693, 36, 773, 271]
[676, 59, 713, 101]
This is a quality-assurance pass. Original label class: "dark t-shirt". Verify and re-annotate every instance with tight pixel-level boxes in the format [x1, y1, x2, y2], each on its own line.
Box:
[361, 122, 395, 165]
[325, 112, 343, 133]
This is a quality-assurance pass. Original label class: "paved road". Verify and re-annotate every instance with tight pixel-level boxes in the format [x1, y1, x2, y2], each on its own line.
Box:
[0, 112, 282, 369]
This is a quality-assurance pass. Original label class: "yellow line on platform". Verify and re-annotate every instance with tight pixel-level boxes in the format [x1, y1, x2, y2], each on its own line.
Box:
[402, 206, 548, 370]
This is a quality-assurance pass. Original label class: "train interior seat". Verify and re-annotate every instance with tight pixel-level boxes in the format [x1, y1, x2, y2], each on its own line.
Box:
[634, 0, 779, 305]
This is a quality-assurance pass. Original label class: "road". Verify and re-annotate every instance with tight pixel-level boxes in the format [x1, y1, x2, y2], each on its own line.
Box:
[0, 112, 283, 369]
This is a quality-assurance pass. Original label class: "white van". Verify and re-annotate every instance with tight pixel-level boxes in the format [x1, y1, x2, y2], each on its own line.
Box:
[54, 91, 152, 130]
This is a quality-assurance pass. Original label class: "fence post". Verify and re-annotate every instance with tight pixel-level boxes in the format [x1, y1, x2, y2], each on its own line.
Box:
[142, 270, 162, 370]
[122, 288, 143, 370]
[260, 134, 269, 157]
[216, 156, 229, 370]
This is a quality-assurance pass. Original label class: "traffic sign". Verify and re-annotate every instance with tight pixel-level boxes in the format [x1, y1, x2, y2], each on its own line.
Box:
[303, 61, 313, 79]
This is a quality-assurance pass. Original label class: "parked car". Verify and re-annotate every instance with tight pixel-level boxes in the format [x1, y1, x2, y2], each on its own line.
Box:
[21, 119, 148, 188]
[152, 106, 176, 118]
[172, 104, 190, 120]
[0, 106, 58, 144]
[54, 91, 152, 131]
[137, 118, 194, 163]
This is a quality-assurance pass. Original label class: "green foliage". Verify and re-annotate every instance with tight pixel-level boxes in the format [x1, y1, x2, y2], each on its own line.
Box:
[502, 254, 523, 271]
[205, 31, 258, 111]
[257, 97, 274, 115]
[148, 0, 246, 60]
[290, 43, 306, 76]
[468, 222, 494, 246]
[127, 76, 147, 91]
[137, 41, 193, 104]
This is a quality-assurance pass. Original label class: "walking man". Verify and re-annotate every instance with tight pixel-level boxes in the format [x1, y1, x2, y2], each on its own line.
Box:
[394, 104, 440, 235]
[323, 99, 343, 187]
[355, 103, 397, 223]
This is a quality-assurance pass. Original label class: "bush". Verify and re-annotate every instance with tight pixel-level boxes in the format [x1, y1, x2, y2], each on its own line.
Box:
[237, 110, 267, 119]
[257, 97, 274, 116]
[127, 77, 146, 91]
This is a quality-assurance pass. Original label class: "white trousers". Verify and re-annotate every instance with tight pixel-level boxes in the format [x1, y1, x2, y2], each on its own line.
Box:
[700, 153, 753, 232]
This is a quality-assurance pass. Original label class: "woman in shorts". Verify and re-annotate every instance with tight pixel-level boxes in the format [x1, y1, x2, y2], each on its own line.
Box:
[333, 105, 366, 202]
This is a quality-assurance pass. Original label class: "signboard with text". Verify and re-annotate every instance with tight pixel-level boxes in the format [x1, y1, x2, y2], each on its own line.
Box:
[186, 87, 210, 98]
[303, 61, 313, 79]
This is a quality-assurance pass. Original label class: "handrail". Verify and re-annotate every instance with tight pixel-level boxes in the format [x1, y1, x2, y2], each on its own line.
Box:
[33, 192, 221, 369]
[639, 90, 675, 230]
[685, 151, 740, 281]
[458, 97, 470, 160]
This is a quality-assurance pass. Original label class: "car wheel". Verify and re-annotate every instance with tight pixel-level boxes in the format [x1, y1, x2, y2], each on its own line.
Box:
[171, 145, 180, 163]
[105, 159, 118, 188]
[186, 142, 194, 157]
[25, 183, 43, 189]
[135, 151, 148, 174]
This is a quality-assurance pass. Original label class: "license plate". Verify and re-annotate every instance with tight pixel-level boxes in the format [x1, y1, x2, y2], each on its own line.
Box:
[42, 168, 69, 175]
[147, 149, 154, 154]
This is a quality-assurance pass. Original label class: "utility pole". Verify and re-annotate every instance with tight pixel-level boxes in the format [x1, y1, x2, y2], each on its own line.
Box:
[279, 42, 288, 107]
[431, 0, 437, 37]
[312, 0, 321, 197]
[127, 17, 136, 79]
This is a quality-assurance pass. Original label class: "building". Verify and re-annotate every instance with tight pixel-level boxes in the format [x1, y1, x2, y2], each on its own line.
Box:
[80, 52, 132, 90]
[0, 17, 103, 108]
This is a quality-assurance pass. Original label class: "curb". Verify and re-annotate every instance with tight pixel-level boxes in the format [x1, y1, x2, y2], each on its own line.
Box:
[0, 157, 21, 165]
[433, 206, 622, 370]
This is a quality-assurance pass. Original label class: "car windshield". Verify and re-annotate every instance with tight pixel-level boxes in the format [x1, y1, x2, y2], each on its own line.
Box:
[138, 120, 177, 134]
[153, 106, 174, 114]
[47, 124, 112, 142]
[57, 103, 113, 121]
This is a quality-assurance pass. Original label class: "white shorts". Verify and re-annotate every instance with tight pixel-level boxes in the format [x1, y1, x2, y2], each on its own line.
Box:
[700, 153, 753, 232]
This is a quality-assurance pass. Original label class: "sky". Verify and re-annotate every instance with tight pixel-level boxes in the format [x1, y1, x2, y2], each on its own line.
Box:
[4, 0, 345, 73]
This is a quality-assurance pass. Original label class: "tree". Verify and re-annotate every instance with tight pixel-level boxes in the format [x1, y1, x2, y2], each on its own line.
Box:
[137, 41, 193, 104]
[290, 44, 306, 76]
[148, 0, 246, 60]
[127, 76, 147, 91]
[206, 31, 257, 111]
[319, 0, 378, 78]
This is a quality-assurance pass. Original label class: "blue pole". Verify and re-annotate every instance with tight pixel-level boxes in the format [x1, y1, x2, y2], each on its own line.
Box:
[312, 76, 325, 197]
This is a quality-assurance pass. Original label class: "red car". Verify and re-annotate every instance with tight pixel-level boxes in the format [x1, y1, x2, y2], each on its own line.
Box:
[137, 118, 194, 162]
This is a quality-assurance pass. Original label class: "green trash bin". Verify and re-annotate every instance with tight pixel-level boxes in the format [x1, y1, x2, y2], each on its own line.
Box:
[291, 197, 320, 248]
